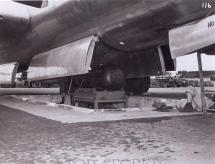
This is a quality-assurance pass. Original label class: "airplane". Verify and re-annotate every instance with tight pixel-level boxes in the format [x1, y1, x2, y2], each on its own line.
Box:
[0, 0, 215, 96]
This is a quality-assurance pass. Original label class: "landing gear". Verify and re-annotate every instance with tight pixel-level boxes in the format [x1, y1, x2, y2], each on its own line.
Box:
[28, 82, 42, 88]
[73, 65, 125, 91]
[125, 77, 150, 96]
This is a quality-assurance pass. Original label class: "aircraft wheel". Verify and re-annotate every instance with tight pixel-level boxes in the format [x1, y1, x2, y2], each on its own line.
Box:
[125, 77, 150, 95]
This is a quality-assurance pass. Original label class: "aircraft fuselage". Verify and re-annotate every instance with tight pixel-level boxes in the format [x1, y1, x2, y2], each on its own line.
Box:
[0, 0, 214, 69]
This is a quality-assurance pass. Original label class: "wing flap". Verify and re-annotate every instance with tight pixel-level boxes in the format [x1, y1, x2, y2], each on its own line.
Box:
[0, 62, 19, 85]
[169, 14, 215, 59]
[28, 36, 97, 81]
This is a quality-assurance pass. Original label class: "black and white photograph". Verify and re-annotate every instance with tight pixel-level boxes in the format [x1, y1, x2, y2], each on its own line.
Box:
[0, 0, 215, 163]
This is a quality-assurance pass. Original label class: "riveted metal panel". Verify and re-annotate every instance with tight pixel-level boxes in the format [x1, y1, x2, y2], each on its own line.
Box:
[28, 36, 97, 81]
[0, 62, 19, 84]
[169, 14, 215, 58]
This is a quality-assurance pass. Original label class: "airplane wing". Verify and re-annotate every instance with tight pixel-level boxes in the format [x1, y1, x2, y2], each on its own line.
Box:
[0, 0, 32, 84]
[0, 0, 32, 66]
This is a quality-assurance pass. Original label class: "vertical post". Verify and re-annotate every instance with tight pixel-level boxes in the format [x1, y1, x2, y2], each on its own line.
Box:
[197, 52, 207, 114]
[11, 63, 19, 87]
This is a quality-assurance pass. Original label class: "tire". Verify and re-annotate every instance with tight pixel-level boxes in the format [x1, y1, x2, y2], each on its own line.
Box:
[125, 77, 150, 95]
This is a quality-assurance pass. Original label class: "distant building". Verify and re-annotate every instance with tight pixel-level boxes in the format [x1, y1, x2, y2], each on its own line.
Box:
[177, 71, 215, 78]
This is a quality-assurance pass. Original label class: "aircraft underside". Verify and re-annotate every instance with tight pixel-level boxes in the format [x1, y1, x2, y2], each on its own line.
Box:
[1, 0, 215, 96]
[18, 35, 175, 95]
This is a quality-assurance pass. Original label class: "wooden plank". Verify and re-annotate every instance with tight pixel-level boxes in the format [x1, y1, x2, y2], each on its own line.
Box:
[197, 52, 207, 113]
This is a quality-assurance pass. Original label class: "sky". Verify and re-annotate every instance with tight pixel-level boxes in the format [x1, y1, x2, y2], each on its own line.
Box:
[176, 53, 215, 71]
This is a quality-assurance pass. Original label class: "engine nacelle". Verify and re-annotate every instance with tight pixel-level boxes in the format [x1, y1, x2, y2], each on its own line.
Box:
[0, 1, 30, 35]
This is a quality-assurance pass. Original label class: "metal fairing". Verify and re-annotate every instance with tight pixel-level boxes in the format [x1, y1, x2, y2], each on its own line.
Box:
[169, 14, 215, 58]
[0, 63, 19, 84]
[27, 36, 96, 81]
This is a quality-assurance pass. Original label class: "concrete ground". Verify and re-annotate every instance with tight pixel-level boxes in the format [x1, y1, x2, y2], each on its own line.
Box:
[0, 97, 215, 164]
[0, 96, 202, 123]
